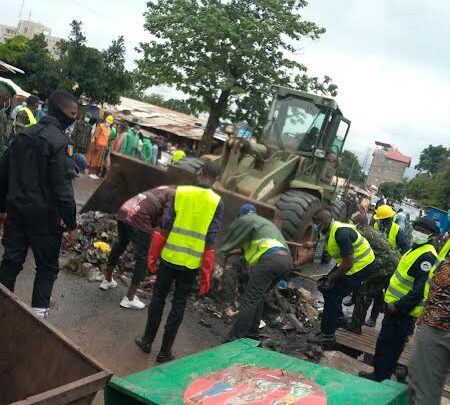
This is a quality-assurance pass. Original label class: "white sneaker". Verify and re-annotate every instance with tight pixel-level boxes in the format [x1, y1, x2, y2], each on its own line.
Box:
[32, 307, 49, 319]
[120, 296, 145, 310]
[100, 279, 118, 290]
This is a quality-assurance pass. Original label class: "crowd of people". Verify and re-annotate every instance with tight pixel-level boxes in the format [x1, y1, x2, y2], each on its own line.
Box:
[0, 89, 448, 403]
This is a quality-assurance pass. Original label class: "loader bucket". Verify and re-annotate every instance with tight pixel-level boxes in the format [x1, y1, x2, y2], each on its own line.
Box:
[81, 153, 276, 231]
[81, 153, 197, 214]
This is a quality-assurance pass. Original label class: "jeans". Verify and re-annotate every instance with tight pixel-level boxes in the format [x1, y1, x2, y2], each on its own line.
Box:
[107, 221, 151, 284]
[0, 213, 62, 308]
[409, 324, 450, 404]
[372, 312, 415, 381]
[143, 259, 198, 350]
[226, 251, 293, 341]
[321, 262, 374, 335]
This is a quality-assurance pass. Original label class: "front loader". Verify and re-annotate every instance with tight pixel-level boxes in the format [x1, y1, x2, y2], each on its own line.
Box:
[83, 85, 350, 248]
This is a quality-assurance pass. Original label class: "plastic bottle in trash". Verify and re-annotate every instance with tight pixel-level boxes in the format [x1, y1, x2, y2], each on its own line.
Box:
[314, 238, 325, 264]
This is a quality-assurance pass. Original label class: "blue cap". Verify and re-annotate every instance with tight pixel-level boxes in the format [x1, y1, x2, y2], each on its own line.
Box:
[73, 153, 87, 174]
[240, 203, 256, 216]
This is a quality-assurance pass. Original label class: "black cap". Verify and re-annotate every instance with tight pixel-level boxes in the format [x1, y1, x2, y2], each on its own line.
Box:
[413, 217, 439, 235]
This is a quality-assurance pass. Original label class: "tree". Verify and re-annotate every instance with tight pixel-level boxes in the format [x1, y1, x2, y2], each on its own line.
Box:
[415, 144, 450, 175]
[379, 181, 406, 202]
[336, 150, 366, 183]
[15, 34, 61, 98]
[136, 0, 337, 153]
[58, 21, 130, 104]
[0, 35, 29, 64]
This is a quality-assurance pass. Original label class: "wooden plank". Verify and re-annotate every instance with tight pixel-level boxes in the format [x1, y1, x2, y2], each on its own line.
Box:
[11, 371, 111, 405]
[335, 326, 414, 366]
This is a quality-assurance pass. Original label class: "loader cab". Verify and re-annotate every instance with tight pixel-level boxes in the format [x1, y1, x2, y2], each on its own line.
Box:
[261, 86, 349, 158]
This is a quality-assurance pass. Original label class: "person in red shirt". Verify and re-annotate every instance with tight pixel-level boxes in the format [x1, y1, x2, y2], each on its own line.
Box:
[100, 186, 175, 309]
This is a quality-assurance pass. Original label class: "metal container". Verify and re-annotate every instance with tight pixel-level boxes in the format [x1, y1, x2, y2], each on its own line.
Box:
[0, 284, 112, 405]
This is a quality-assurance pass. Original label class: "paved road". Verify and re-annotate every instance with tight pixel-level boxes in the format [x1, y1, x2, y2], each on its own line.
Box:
[3, 175, 224, 403]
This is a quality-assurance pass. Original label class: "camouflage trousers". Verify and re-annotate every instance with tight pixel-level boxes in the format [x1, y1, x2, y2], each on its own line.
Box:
[349, 275, 390, 327]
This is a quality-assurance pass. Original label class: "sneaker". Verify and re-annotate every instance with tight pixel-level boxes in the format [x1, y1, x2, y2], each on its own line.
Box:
[32, 307, 49, 319]
[120, 296, 145, 310]
[156, 351, 175, 363]
[307, 332, 336, 345]
[343, 323, 362, 335]
[100, 279, 118, 290]
[358, 371, 377, 381]
[365, 318, 376, 328]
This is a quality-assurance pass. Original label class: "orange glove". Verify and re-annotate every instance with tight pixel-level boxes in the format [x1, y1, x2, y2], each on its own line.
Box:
[147, 231, 167, 274]
[199, 249, 215, 296]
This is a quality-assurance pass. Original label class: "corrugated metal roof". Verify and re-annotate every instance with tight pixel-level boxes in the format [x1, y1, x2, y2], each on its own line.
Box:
[107, 96, 225, 142]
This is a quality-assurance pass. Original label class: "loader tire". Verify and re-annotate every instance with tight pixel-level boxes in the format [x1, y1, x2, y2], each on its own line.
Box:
[172, 157, 205, 173]
[275, 190, 322, 243]
[329, 199, 347, 221]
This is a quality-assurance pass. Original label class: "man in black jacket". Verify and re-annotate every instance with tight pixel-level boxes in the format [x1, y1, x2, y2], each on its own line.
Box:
[0, 90, 78, 319]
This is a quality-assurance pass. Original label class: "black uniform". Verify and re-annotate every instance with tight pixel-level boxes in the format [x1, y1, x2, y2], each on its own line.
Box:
[0, 115, 76, 309]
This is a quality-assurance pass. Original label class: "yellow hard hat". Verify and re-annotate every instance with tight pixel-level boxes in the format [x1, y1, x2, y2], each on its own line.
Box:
[105, 115, 114, 124]
[373, 204, 395, 220]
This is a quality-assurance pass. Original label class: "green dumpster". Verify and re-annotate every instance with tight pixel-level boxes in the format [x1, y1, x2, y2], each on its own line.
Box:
[105, 339, 408, 405]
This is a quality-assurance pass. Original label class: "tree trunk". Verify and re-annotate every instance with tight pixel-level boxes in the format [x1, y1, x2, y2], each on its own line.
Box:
[198, 90, 230, 155]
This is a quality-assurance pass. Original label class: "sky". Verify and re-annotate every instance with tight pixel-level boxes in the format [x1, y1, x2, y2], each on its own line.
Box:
[2, 0, 450, 171]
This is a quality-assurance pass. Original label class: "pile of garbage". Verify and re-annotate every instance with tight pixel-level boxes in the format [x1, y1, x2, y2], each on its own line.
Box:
[62, 211, 136, 282]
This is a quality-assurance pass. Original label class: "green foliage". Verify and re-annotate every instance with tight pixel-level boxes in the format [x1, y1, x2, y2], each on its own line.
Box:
[58, 21, 130, 105]
[406, 145, 450, 209]
[336, 150, 366, 183]
[15, 34, 60, 98]
[415, 144, 450, 175]
[0, 35, 29, 64]
[379, 181, 406, 202]
[136, 0, 337, 152]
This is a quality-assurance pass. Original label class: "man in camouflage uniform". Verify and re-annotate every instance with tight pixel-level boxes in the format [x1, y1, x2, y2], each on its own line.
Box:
[0, 82, 15, 154]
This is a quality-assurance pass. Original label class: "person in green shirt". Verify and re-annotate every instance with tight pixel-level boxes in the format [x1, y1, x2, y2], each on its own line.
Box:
[142, 138, 153, 164]
[219, 204, 293, 341]
[120, 126, 140, 157]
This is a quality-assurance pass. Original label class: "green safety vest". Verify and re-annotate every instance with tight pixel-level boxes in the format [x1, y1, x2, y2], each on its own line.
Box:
[385, 244, 438, 317]
[13, 107, 37, 130]
[243, 238, 287, 267]
[374, 221, 400, 249]
[424, 238, 450, 298]
[325, 220, 375, 276]
[161, 185, 221, 269]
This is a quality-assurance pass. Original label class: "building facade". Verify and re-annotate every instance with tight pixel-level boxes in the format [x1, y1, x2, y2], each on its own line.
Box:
[0, 19, 61, 56]
[366, 141, 411, 187]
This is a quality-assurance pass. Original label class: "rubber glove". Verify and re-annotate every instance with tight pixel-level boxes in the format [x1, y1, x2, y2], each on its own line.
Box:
[199, 249, 215, 296]
[148, 231, 167, 274]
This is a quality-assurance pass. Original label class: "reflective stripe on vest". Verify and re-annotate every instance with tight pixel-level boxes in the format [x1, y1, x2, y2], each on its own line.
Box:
[243, 238, 287, 266]
[374, 221, 399, 249]
[161, 186, 221, 269]
[13, 107, 37, 129]
[325, 220, 375, 276]
[424, 238, 450, 299]
[385, 243, 438, 317]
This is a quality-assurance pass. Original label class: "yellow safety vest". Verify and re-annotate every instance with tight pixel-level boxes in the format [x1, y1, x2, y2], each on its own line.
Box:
[13, 107, 37, 130]
[243, 238, 287, 267]
[385, 244, 438, 317]
[161, 185, 221, 269]
[424, 238, 450, 298]
[374, 221, 400, 249]
[325, 220, 375, 275]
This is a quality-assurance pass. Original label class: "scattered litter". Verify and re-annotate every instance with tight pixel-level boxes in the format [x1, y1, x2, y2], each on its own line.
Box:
[93, 241, 111, 253]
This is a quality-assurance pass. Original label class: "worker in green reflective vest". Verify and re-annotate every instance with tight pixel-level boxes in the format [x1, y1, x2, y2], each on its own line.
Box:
[307, 208, 376, 345]
[359, 217, 439, 382]
[373, 204, 410, 253]
[13, 95, 39, 134]
[135, 161, 223, 363]
[219, 204, 293, 342]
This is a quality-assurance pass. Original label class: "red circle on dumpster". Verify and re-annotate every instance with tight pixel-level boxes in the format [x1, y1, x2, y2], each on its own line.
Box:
[184, 364, 327, 405]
